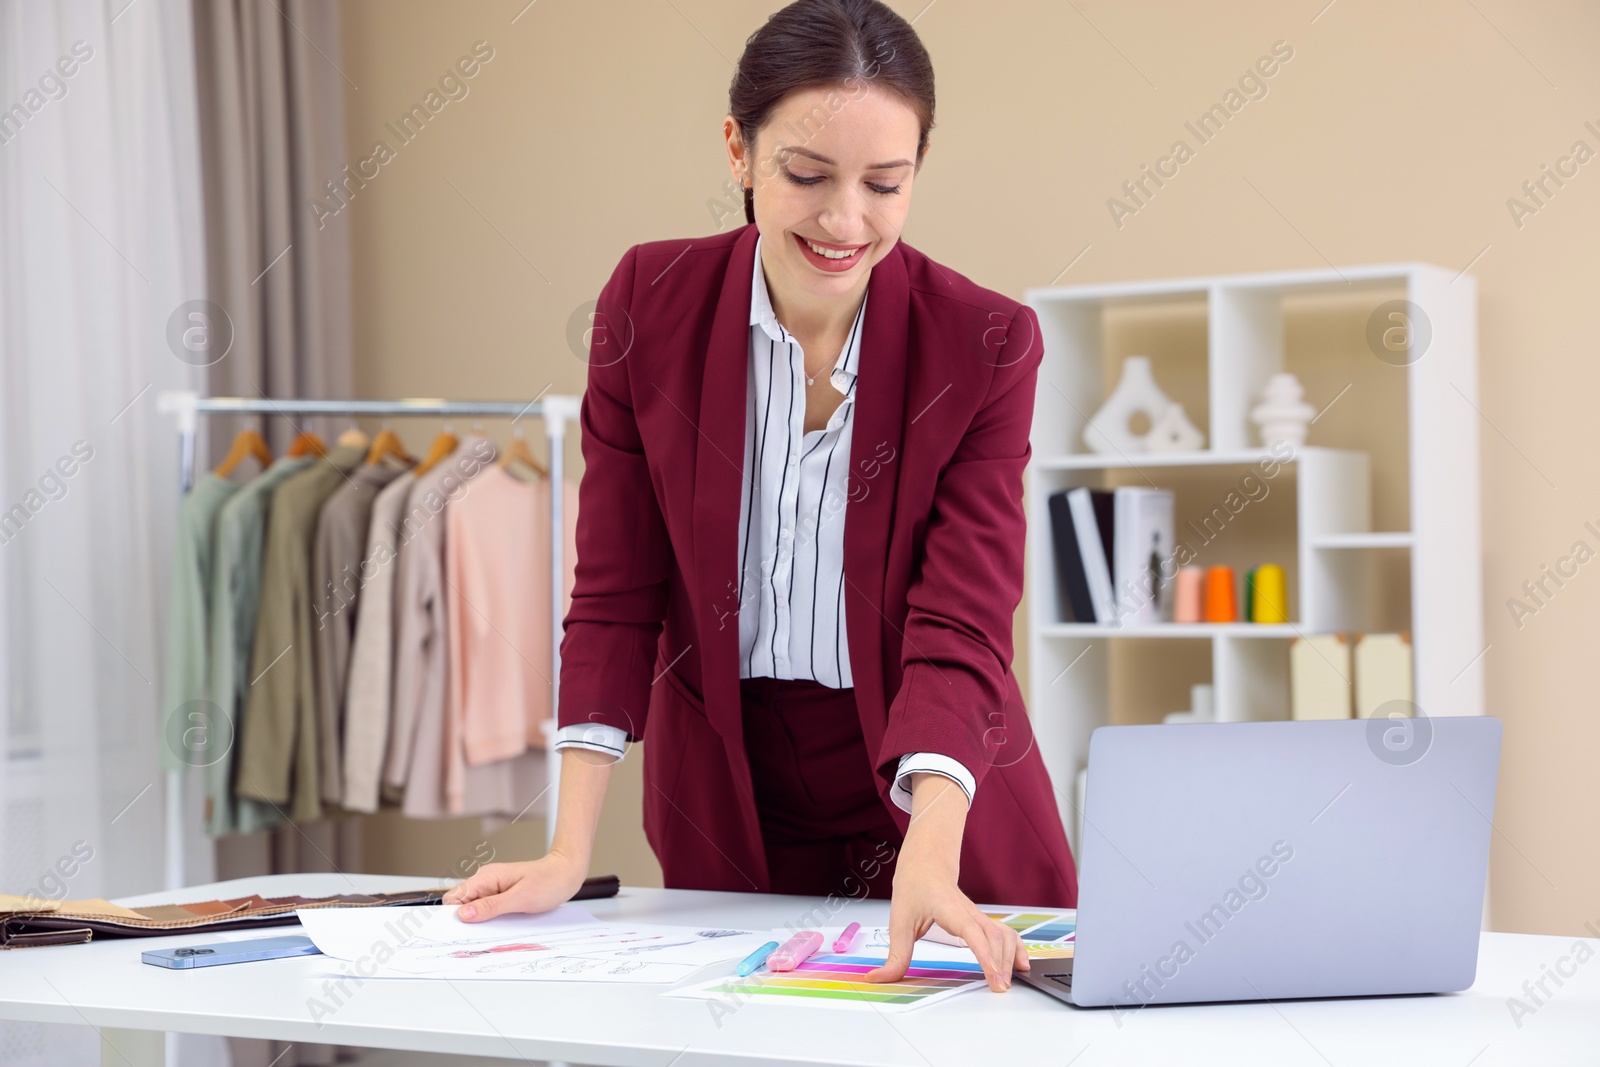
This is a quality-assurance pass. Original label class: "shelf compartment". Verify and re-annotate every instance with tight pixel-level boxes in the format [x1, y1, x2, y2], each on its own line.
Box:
[1031, 291, 1209, 463]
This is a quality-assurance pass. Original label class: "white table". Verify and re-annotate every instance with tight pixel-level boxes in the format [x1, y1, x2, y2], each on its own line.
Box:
[0, 873, 1596, 1066]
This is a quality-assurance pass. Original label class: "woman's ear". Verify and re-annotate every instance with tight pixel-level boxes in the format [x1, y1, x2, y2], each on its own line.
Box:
[723, 115, 748, 185]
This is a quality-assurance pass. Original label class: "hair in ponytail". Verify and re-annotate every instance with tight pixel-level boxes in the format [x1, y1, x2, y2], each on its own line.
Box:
[730, 0, 935, 225]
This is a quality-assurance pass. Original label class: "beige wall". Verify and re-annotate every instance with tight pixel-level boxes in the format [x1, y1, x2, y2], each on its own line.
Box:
[339, 0, 1600, 934]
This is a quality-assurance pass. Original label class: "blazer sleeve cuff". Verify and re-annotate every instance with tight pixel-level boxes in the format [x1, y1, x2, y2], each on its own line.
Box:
[889, 751, 977, 814]
[552, 723, 630, 763]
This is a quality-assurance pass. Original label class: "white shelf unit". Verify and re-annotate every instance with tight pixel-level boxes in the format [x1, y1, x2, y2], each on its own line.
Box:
[1023, 264, 1481, 854]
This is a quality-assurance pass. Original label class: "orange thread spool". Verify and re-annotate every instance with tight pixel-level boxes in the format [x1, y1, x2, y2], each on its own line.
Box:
[1203, 565, 1237, 622]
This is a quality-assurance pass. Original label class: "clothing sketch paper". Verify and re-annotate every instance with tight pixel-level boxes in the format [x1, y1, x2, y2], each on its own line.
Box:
[295, 904, 766, 983]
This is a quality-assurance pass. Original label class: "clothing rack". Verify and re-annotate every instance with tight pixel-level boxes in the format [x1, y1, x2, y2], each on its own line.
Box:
[156, 392, 581, 891]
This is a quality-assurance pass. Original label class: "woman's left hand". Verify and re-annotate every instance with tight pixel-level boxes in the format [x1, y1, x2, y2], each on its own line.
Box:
[863, 774, 1030, 992]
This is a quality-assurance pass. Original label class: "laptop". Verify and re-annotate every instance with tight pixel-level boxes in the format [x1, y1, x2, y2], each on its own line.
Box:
[1017, 715, 1501, 1008]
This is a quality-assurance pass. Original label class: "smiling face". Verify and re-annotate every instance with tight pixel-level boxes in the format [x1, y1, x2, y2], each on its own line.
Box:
[726, 84, 924, 305]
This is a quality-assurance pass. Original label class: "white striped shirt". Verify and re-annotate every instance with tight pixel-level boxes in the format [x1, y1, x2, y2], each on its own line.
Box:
[556, 235, 975, 814]
[736, 237, 861, 687]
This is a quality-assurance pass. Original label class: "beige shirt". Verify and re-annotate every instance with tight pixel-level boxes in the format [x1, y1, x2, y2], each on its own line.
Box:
[382, 436, 544, 819]
[312, 461, 406, 807]
[339, 469, 417, 813]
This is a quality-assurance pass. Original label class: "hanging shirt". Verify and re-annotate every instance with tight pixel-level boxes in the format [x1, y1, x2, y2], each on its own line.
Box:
[384, 436, 545, 821]
[206, 454, 310, 836]
[312, 461, 406, 807]
[162, 473, 240, 775]
[339, 468, 416, 813]
[555, 233, 976, 814]
[235, 443, 366, 821]
[444, 464, 579, 776]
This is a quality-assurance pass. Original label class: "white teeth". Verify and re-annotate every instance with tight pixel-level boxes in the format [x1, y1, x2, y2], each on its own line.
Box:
[805, 239, 859, 260]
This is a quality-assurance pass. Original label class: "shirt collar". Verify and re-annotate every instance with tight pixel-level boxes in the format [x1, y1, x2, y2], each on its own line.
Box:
[750, 233, 865, 395]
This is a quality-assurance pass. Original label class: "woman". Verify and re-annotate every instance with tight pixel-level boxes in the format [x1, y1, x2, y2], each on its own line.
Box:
[445, 0, 1077, 993]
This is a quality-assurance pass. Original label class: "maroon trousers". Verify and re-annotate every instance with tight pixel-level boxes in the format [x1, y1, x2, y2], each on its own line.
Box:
[735, 676, 1077, 907]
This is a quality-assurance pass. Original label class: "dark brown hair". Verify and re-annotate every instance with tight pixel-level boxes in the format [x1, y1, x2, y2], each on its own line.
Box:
[730, 0, 935, 225]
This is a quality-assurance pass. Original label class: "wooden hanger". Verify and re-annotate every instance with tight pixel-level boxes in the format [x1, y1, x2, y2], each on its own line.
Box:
[213, 429, 273, 477]
[499, 426, 548, 477]
[337, 422, 370, 449]
[365, 427, 416, 467]
[412, 429, 459, 475]
[287, 431, 327, 458]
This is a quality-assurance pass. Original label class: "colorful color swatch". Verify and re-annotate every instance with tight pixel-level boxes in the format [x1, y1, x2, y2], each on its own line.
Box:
[991, 912, 1058, 933]
[668, 952, 986, 1011]
[982, 908, 1077, 959]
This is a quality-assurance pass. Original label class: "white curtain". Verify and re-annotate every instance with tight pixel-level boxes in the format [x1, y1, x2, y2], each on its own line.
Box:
[0, 1, 221, 1063]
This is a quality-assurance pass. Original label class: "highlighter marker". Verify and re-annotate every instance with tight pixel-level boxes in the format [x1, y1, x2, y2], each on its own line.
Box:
[735, 940, 779, 977]
[767, 931, 823, 972]
[833, 922, 861, 953]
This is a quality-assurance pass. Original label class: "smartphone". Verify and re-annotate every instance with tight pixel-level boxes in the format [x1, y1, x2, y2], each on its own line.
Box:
[142, 934, 322, 969]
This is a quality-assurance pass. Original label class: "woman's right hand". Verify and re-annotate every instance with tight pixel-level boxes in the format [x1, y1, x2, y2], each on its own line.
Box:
[442, 849, 588, 922]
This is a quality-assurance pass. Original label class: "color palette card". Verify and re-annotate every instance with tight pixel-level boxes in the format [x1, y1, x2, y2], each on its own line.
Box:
[982, 907, 1077, 959]
[665, 926, 987, 1012]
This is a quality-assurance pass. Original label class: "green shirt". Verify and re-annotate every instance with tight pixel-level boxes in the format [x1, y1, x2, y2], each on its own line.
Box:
[206, 455, 312, 835]
[161, 473, 241, 774]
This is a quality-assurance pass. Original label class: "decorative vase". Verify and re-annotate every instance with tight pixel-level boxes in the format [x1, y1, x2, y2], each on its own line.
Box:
[1250, 373, 1316, 449]
[1143, 402, 1204, 453]
[1083, 356, 1173, 456]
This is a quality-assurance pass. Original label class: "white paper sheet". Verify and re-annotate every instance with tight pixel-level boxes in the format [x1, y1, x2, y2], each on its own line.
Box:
[295, 904, 767, 984]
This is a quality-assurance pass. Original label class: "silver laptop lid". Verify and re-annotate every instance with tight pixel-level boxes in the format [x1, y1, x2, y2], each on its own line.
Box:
[1070, 716, 1501, 1008]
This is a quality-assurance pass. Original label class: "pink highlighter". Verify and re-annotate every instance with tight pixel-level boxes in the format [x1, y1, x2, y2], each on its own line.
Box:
[767, 931, 824, 972]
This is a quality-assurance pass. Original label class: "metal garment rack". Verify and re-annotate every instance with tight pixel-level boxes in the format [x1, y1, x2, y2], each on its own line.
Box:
[156, 392, 580, 891]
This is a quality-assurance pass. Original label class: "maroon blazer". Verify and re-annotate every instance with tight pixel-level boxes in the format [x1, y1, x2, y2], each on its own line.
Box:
[557, 222, 1077, 907]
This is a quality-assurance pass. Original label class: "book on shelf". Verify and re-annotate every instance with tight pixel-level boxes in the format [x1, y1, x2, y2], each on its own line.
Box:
[1048, 488, 1114, 623]
[1047, 489, 1095, 624]
[1113, 486, 1175, 625]
[1047, 486, 1175, 625]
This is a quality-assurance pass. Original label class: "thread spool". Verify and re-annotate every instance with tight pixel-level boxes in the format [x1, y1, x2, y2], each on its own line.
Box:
[1174, 567, 1204, 623]
[1250, 563, 1288, 623]
[1203, 565, 1237, 622]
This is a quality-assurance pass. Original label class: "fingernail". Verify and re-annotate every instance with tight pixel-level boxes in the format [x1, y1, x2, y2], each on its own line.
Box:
[460, 905, 476, 919]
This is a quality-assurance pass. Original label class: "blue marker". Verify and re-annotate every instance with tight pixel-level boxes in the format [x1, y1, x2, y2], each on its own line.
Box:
[735, 940, 780, 977]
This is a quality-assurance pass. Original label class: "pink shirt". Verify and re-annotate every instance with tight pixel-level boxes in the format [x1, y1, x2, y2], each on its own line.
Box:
[445, 464, 578, 803]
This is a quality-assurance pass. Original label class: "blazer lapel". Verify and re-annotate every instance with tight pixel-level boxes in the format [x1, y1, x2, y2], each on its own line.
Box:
[843, 242, 909, 790]
[691, 224, 766, 874]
